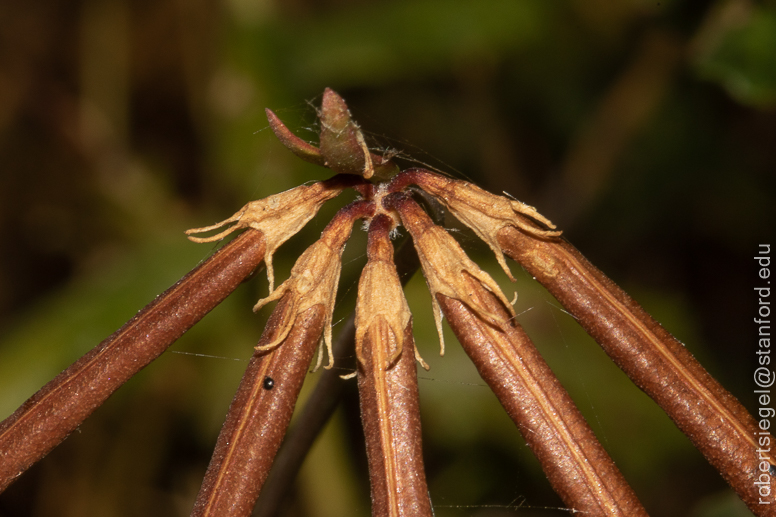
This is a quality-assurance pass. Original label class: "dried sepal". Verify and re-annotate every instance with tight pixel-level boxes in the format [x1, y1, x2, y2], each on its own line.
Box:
[384, 193, 515, 356]
[252, 201, 373, 370]
[355, 215, 428, 372]
[391, 169, 561, 281]
[186, 179, 347, 292]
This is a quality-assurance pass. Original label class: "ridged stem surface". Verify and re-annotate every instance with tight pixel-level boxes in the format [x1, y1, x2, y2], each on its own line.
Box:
[439, 281, 647, 515]
[498, 225, 773, 513]
[191, 296, 324, 517]
[0, 230, 266, 493]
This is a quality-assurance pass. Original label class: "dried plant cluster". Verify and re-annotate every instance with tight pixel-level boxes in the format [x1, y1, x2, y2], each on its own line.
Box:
[0, 89, 772, 516]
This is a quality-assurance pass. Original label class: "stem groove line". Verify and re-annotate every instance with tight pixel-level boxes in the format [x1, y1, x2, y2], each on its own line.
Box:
[0, 230, 266, 493]
[439, 289, 646, 515]
[498, 225, 771, 511]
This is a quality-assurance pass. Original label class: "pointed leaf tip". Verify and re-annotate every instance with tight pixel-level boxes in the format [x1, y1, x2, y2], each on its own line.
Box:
[265, 108, 326, 167]
[321, 88, 352, 133]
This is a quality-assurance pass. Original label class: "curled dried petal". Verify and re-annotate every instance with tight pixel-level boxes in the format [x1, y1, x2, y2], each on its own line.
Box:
[186, 178, 348, 292]
[384, 193, 515, 356]
[355, 214, 427, 371]
[252, 201, 373, 369]
[391, 169, 561, 281]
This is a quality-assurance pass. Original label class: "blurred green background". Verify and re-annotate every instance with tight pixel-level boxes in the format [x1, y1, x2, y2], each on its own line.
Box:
[1, 0, 774, 515]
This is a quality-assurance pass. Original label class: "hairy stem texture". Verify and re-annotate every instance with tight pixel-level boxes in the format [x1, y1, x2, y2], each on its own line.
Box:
[498, 225, 773, 514]
[386, 192, 644, 514]
[191, 295, 325, 517]
[254, 216, 427, 517]
[438, 278, 647, 515]
[0, 230, 266, 493]
[358, 321, 432, 517]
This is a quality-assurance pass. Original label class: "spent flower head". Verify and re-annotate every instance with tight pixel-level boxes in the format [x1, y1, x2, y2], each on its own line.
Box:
[185, 89, 560, 372]
[383, 192, 517, 356]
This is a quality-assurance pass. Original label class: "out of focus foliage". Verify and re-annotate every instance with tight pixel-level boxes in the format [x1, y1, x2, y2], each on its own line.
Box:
[694, 2, 776, 107]
[0, 0, 773, 516]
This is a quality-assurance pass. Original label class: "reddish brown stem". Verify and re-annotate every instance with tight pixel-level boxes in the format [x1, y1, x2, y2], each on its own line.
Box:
[358, 321, 432, 517]
[386, 193, 644, 513]
[355, 214, 432, 516]
[191, 295, 325, 517]
[193, 198, 371, 516]
[497, 225, 774, 513]
[254, 217, 428, 517]
[0, 230, 266, 493]
[438, 286, 646, 515]
[253, 314, 358, 517]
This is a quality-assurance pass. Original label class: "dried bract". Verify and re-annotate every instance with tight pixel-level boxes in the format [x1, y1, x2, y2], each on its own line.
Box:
[392, 169, 562, 280]
[265, 90, 399, 180]
[253, 201, 373, 370]
[355, 214, 428, 372]
[186, 178, 348, 292]
[318, 88, 399, 180]
[384, 193, 515, 356]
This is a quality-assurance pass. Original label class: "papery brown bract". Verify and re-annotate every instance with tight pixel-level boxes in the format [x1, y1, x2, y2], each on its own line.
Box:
[186, 180, 348, 292]
[384, 193, 515, 357]
[318, 88, 399, 180]
[355, 214, 427, 371]
[391, 169, 561, 280]
[253, 201, 373, 369]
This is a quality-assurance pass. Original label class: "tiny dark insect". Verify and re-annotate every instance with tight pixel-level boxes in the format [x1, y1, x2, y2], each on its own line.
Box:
[263, 376, 274, 390]
[770, 464, 776, 477]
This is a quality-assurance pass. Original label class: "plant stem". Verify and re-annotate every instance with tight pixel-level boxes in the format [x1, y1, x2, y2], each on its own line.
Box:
[439, 285, 646, 515]
[356, 214, 432, 516]
[358, 321, 431, 517]
[191, 295, 325, 517]
[386, 193, 644, 513]
[0, 230, 266, 493]
[253, 220, 426, 517]
[253, 313, 357, 517]
[497, 224, 773, 512]
[194, 201, 371, 516]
